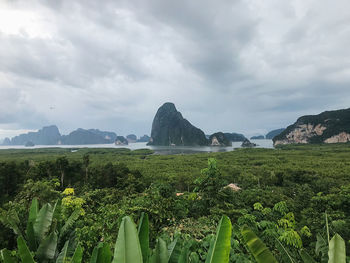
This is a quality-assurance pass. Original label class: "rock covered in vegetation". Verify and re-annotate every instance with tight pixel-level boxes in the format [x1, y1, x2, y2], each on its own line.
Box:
[241, 139, 257, 148]
[2, 137, 11, 145]
[5, 126, 118, 145]
[60, 128, 117, 144]
[274, 108, 350, 145]
[209, 132, 232, 146]
[24, 141, 35, 147]
[137, 134, 150, 142]
[223, 132, 247, 142]
[9, 125, 61, 145]
[265, 128, 285, 139]
[148, 102, 208, 146]
[126, 134, 137, 143]
[250, 135, 265, 140]
[115, 136, 128, 145]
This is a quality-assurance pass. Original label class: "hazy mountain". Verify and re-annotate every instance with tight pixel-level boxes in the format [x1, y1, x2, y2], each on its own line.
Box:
[137, 135, 150, 142]
[60, 128, 116, 145]
[126, 134, 137, 143]
[223, 133, 247, 142]
[250, 135, 265, 140]
[8, 125, 61, 145]
[266, 128, 285, 139]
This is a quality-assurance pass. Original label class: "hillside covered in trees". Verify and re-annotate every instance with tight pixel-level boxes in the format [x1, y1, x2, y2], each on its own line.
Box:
[1, 144, 350, 262]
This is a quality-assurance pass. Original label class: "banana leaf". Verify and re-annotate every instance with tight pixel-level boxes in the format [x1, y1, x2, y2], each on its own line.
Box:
[205, 215, 232, 263]
[241, 225, 278, 263]
[112, 216, 143, 263]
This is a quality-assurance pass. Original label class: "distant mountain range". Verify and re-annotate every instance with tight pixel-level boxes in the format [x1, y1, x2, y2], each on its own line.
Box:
[2, 125, 147, 146]
[10, 104, 350, 147]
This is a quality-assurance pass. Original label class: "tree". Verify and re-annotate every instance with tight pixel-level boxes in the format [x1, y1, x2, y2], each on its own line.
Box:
[56, 156, 69, 188]
[83, 154, 90, 184]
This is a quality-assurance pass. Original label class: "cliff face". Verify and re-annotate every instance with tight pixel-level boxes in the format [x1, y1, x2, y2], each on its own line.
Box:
[148, 103, 208, 146]
[209, 132, 232, 146]
[274, 108, 350, 145]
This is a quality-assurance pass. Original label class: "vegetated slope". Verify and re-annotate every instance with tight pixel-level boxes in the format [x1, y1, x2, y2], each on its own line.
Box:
[274, 108, 350, 145]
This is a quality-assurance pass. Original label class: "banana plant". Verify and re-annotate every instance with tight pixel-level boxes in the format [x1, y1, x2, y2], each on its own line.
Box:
[205, 215, 232, 263]
[96, 214, 232, 263]
[112, 216, 143, 263]
[1, 198, 82, 263]
[241, 225, 278, 263]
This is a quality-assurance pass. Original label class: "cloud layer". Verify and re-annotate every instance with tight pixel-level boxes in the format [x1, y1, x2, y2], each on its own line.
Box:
[1, 0, 350, 138]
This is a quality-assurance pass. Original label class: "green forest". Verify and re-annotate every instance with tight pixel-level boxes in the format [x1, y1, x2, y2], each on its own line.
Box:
[1, 144, 350, 262]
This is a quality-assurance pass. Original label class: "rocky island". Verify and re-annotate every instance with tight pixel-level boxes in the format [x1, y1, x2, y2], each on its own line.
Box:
[209, 132, 232, 146]
[2, 126, 119, 145]
[250, 135, 264, 140]
[148, 103, 208, 146]
[274, 108, 350, 145]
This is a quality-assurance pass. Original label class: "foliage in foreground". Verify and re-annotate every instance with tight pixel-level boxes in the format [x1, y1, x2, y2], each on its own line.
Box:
[1, 198, 348, 263]
[1, 145, 350, 261]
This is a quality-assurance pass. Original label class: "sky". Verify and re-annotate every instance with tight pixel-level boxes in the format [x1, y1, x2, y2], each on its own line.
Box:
[1, 0, 350, 140]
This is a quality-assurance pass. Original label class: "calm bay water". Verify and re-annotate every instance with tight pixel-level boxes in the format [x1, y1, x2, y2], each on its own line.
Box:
[0, 139, 274, 154]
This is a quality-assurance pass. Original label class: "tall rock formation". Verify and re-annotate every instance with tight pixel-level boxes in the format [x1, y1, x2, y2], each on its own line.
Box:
[148, 103, 208, 146]
[274, 108, 350, 145]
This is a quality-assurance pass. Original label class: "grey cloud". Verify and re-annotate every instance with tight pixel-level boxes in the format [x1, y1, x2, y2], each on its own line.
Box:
[0, 0, 350, 139]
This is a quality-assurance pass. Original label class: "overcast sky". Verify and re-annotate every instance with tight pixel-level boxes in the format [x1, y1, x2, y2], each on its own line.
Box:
[1, 0, 350, 139]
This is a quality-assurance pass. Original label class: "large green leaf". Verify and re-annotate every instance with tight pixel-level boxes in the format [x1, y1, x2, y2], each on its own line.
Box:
[241, 225, 278, 263]
[25, 199, 39, 251]
[36, 231, 58, 261]
[189, 252, 199, 263]
[177, 241, 191, 263]
[299, 249, 316, 263]
[112, 216, 143, 263]
[33, 203, 54, 243]
[152, 238, 168, 263]
[1, 210, 22, 236]
[90, 242, 112, 263]
[17, 236, 35, 263]
[138, 213, 150, 263]
[56, 240, 69, 263]
[168, 239, 182, 263]
[71, 243, 83, 263]
[328, 234, 346, 263]
[1, 249, 18, 263]
[315, 233, 328, 263]
[52, 199, 62, 222]
[26, 222, 37, 252]
[97, 242, 112, 263]
[59, 209, 80, 241]
[205, 215, 232, 263]
[90, 246, 99, 263]
[28, 199, 39, 224]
